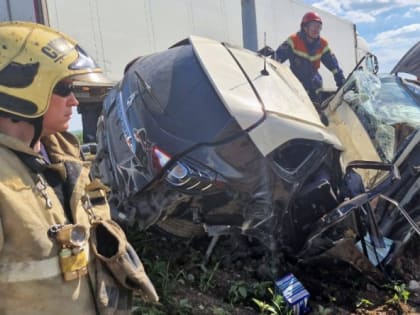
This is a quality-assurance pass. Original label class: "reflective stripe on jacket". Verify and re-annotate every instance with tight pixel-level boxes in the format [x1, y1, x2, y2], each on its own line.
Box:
[275, 31, 345, 100]
[0, 132, 110, 315]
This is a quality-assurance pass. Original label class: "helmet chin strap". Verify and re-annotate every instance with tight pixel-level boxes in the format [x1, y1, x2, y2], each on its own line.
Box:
[30, 117, 43, 148]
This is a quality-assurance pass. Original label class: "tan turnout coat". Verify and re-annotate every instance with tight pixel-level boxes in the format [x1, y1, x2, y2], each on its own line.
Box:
[0, 131, 110, 315]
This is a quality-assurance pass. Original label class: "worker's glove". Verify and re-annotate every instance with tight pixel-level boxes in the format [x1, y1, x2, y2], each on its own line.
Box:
[258, 45, 275, 57]
[90, 219, 159, 303]
[311, 73, 323, 91]
[334, 70, 345, 88]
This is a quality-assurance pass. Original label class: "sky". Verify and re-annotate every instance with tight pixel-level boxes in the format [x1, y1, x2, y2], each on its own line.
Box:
[303, 0, 420, 72]
[70, 0, 420, 132]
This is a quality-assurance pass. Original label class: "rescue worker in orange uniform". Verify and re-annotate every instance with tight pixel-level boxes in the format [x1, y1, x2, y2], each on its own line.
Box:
[0, 22, 157, 315]
[275, 12, 345, 105]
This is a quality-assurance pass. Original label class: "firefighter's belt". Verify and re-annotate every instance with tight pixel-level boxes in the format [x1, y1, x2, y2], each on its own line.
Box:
[0, 248, 90, 283]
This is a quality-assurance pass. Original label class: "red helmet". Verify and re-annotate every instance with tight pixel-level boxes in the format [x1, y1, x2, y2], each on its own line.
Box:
[301, 12, 323, 27]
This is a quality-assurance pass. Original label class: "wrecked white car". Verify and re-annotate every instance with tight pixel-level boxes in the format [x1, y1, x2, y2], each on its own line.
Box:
[92, 36, 420, 271]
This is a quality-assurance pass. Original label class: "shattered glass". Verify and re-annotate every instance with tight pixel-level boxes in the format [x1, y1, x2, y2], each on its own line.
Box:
[343, 70, 420, 162]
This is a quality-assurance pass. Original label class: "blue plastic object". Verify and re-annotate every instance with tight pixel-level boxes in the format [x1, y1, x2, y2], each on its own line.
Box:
[275, 273, 311, 315]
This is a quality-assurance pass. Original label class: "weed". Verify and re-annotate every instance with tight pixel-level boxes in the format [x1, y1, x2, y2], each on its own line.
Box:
[199, 261, 220, 292]
[356, 298, 374, 308]
[229, 280, 249, 304]
[251, 281, 273, 300]
[146, 260, 172, 299]
[252, 288, 293, 315]
[229, 280, 272, 304]
[384, 282, 410, 305]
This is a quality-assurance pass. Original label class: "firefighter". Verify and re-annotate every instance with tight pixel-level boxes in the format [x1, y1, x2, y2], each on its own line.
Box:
[265, 12, 346, 106]
[0, 22, 157, 314]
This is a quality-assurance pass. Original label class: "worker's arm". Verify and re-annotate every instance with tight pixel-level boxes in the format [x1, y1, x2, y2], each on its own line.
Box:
[275, 38, 293, 63]
[321, 48, 345, 88]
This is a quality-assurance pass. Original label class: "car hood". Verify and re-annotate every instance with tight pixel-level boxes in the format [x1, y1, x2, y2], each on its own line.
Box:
[190, 36, 342, 155]
[391, 41, 420, 78]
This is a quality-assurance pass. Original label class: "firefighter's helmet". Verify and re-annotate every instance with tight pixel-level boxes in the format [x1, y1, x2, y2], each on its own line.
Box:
[0, 21, 109, 120]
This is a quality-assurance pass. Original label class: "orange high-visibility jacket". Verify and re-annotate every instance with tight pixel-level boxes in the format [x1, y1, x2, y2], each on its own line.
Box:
[275, 31, 345, 100]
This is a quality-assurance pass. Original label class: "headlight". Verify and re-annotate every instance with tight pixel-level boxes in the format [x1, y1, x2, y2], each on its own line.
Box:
[151, 146, 226, 193]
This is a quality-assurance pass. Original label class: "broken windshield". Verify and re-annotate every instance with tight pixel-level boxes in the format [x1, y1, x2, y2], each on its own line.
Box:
[343, 70, 420, 162]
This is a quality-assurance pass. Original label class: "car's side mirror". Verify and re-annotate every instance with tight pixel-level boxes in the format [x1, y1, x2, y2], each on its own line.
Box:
[365, 54, 379, 74]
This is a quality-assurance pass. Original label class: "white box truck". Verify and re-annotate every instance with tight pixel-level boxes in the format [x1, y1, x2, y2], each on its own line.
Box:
[1, 0, 369, 84]
[0, 0, 369, 139]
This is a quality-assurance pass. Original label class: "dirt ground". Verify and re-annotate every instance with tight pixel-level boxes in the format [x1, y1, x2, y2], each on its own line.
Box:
[130, 228, 420, 315]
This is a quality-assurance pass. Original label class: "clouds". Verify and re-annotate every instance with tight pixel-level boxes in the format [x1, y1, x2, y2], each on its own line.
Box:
[309, 0, 419, 23]
[343, 11, 375, 23]
[370, 24, 420, 71]
[403, 6, 420, 18]
[374, 23, 420, 44]
[304, 0, 420, 71]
